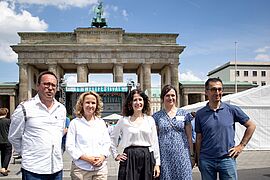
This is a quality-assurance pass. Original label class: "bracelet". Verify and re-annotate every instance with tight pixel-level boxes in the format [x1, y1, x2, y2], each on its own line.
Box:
[240, 142, 247, 146]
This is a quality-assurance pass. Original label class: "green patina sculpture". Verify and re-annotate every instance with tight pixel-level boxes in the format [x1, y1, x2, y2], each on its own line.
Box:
[91, 1, 107, 28]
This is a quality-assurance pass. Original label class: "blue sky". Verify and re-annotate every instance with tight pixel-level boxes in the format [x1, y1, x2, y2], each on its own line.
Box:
[0, 0, 270, 85]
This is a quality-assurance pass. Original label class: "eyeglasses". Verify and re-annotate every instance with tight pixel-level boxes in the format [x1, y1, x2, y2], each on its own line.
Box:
[41, 82, 57, 88]
[207, 87, 223, 92]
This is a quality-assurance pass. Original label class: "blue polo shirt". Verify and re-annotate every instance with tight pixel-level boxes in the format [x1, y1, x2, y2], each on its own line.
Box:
[195, 102, 249, 159]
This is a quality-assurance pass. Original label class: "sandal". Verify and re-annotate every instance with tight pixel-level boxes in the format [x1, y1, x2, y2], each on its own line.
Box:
[0, 170, 8, 176]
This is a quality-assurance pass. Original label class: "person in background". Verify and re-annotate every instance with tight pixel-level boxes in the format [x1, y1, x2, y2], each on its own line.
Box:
[8, 71, 67, 180]
[195, 78, 256, 180]
[110, 89, 160, 180]
[62, 116, 71, 154]
[66, 91, 111, 180]
[152, 85, 194, 180]
[190, 111, 197, 165]
[0, 108, 12, 176]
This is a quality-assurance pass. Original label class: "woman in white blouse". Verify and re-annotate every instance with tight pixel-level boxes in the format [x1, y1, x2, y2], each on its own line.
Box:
[110, 89, 160, 180]
[66, 91, 111, 180]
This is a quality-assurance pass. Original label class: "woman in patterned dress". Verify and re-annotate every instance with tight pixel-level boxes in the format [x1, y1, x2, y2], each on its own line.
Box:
[152, 85, 194, 180]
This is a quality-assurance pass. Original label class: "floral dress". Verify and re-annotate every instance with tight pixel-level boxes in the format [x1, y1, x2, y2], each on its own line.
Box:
[152, 108, 192, 180]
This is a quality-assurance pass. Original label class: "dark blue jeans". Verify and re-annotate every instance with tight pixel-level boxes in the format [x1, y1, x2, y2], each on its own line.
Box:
[21, 168, 63, 180]
[199, 157, 237, 180]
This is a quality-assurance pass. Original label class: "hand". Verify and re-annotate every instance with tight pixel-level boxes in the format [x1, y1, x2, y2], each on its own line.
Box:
[93, 155, 106, 167]
[191, 159, 196, 168]
[229, 144, 245, 158]
[115, 153, 127, 162]
[153, 165, 160, 178]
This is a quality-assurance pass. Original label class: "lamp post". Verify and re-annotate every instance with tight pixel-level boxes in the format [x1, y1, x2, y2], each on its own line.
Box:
[59, 78, 67, 106]
[234, 41, 238, 93]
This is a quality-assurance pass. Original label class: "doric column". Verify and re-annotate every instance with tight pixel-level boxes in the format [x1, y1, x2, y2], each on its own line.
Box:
[170, 63, 180, 106]
[142, 64, 151, 98]
[48, 63, 57, 76]
[201, 93, 205, 102]
[161, 65, 171, 88]
[48, 63, 60, 82]
[18, 63, 28, 102]
[77, 64, 88, 82]
[9, 95, 15, 114]
[137, 65, 143, 90]
[113, 64, 123, 82]
[183, 93, 189, 106]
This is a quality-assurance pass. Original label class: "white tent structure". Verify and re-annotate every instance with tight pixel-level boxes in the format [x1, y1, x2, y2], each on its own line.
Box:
[103, 113, 122, 121]
[182, 85, 270, 150]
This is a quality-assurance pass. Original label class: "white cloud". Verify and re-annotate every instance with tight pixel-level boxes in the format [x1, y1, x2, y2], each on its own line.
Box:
[255, 54, 270, 61]
[0, 1, 48, 62]
[122, 9, 128, 17]
[179, 71, 203, 81]
[10, 0, 98, 9]
[255, 46, 270, 53]
[111, 5, 118, 12]
[254, 46, 270, 61]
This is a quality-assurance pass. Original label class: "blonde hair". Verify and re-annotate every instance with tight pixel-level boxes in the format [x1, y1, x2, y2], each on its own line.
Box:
[0, 108, 8, 116]
[74, 91, 103, 118]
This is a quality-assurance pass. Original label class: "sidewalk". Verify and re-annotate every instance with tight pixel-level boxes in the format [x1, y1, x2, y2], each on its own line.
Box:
[1, 151, 270, 179]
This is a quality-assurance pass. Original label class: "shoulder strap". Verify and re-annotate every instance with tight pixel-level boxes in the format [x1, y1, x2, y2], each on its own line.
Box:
[20, 104, 27, 122]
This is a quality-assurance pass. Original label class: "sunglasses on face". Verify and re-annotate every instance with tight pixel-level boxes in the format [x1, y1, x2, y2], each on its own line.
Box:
[207, 87, 223, 92]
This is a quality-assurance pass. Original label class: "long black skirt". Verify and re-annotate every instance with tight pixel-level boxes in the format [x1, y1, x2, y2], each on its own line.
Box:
[118, 146, 155, 180]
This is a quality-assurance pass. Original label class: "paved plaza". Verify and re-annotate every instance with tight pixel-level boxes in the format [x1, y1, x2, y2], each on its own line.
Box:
[1, 151, 270, 180]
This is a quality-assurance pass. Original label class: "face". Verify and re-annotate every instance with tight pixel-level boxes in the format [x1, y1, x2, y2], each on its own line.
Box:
[37, 74, 57, 101]
[205, 81, 223, 103]
[132, 93, 144, 113]
[163, 89, 177, 107]
[83, 94, 97, 117]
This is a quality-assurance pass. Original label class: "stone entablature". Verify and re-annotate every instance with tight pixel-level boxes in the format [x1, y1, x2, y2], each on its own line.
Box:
[18, 28, 179, 45]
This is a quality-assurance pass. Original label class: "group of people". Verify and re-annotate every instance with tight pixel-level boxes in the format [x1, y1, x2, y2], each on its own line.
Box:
[0, 71, 256, 180]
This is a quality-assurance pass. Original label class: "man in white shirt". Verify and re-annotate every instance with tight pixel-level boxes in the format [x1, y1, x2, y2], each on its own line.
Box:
[9, 71, 66, 180]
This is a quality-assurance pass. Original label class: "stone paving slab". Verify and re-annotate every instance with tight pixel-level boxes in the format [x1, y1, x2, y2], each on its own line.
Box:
[1, 151, 269, 179]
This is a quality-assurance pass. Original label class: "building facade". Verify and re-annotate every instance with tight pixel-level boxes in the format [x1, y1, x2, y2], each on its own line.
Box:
[10, 27, 185, 113]
[179, 81, 256, 107]
[208, 61, 270, 86]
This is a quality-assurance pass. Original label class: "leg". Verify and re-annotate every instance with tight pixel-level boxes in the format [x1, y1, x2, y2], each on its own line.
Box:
[21, 168, 45, 180]
[219, 158, 238, 180]
[93, 166, 108, 180]
[2, 144, 12, 170]
[51, 170, 63, 180]
[70, 161, 86, 180]
[199, 158, 218, 180]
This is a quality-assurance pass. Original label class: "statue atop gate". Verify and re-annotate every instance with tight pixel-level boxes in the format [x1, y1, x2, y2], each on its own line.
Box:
[91, 1, 107, 28]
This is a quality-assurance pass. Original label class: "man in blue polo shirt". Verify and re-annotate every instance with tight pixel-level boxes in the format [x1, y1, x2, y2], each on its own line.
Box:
[195, 78, 256, 180]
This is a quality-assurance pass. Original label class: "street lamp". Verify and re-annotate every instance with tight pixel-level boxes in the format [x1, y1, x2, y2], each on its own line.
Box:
[234, 41, 238, 93]
[59, 78, 67, 106]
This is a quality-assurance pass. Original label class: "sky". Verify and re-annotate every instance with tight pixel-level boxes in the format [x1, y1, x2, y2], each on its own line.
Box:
[0, 0, 270, 85]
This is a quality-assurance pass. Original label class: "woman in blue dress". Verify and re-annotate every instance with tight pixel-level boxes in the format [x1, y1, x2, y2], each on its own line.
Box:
[152, 85, 194, 180]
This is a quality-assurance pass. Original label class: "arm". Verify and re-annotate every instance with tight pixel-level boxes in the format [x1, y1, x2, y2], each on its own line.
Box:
[195, 133, 202, 166]
[185, 123, 195, 167]
[8, 105, 25, 154]
[110, 117, 127, 161]
[229, 120, 256, 158]
[150, 116, 160, 178]
[65, 120, 84, 160]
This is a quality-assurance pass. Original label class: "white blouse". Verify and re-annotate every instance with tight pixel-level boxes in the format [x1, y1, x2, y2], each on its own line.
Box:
[66, 116, 111, 171]
[110, 115, 160, 165]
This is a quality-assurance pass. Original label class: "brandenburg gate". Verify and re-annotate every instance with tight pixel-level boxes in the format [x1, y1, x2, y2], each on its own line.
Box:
[11, 27, 185, 104]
